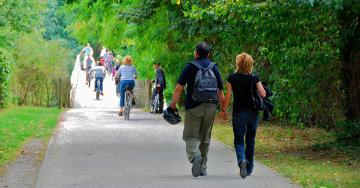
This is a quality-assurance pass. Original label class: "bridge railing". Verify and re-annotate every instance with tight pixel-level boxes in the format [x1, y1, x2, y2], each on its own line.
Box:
[69, 55, 81, 108]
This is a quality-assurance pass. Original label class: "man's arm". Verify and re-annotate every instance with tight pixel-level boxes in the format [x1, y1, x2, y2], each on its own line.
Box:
[169, 84, 184, 109]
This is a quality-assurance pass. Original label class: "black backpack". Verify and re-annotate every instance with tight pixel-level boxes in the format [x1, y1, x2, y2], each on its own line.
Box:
[191, 61, 218, 103]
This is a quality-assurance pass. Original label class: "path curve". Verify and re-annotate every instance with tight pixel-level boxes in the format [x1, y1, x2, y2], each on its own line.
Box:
[35, 61, 298, 188]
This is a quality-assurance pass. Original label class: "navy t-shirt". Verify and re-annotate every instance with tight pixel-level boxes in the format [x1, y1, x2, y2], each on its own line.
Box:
[227, 73, 260, 113]
[177, 58, 224, 110]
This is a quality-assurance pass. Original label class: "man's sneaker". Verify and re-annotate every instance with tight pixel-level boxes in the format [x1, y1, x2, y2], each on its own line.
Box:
[192, 155, 202, 177]
[239, 160, 248, 178]
[199, 169, 207, 176]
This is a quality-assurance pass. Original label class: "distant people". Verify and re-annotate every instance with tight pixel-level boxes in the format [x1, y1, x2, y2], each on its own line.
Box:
[168, 42, 225, 177]
[116, 56, 138, 116]
[150, 62, 166, 113]
[100, 46, 106, 58]
[105, 51, 114, 75]
[84, 55, 95, 85]
[91, 61, 106, 95]
[80, 43, 94, 70]
[220, 52, 266, 178]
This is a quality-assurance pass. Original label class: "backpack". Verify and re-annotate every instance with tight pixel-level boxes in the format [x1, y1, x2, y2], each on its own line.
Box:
[191, 61, 218, 103]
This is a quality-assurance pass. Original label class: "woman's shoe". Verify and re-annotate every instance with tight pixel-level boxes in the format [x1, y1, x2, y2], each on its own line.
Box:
[239, 160, 248, 178]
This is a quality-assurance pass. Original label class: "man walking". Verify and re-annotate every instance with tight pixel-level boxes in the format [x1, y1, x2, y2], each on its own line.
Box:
[151, 62, 166, 113]
[169, 42, 225, 177]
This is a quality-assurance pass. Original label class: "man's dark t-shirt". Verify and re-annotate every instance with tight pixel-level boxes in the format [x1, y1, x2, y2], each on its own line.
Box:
[155, 67, 166, 89]
[177, 58, 224, 110]
[227, 73, 260, 113]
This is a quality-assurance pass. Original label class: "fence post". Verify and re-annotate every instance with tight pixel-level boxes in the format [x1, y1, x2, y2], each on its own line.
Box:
[58, 78, 62, 109]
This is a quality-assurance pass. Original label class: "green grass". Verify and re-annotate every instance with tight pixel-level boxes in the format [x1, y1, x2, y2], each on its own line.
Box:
[213, 123, 360, 188]
[0, 106, 62, 172]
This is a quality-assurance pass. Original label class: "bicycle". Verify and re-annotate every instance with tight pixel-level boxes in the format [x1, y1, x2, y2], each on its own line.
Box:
[151, 86, 160, 114]
[95, 79, 101, 100]
[85, 67, 93, 88]
[124, 85, 133, 120]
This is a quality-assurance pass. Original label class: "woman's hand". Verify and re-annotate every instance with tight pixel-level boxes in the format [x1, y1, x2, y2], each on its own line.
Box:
[218, 111, 229, 122]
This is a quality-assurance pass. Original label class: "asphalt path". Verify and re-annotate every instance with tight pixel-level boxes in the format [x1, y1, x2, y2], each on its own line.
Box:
[35, 61, 298, 188]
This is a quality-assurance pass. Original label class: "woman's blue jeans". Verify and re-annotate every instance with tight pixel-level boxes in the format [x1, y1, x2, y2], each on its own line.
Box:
[119, 80, 135, 107]
[232, 110, 259, 175]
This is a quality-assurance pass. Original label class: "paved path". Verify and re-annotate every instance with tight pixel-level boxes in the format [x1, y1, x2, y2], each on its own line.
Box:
[35, 61, 298, 188]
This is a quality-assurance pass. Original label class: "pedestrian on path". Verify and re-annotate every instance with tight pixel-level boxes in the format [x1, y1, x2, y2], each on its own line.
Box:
[151, 62, 166, 113]
[168, 42, 225, 177]
[220, 52, 266, 178]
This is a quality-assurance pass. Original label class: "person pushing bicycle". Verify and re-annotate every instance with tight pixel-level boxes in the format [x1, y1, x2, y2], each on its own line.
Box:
[150, 62, 166, 113]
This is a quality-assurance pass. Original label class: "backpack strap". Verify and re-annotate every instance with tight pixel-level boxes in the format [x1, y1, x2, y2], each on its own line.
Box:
[207, 62, 215, 70]
[191, 61, 216, 70]
[190, 61, 203, 70]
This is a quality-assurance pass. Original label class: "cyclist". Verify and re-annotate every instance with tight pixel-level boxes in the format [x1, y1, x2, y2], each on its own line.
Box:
[84, 55, 95, 85]
[115, 55, 138, 116]
[91, 61, 106, 95]
[80, 43, 94, 70]
[150, 62, 166, 113]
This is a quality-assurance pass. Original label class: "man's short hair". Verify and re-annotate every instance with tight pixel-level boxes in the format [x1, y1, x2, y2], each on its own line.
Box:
[195, 42, 210, 58]
[153, 62, 160, 66]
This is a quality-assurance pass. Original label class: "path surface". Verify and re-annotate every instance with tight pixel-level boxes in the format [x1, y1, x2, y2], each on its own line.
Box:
[35, 60, 298, 188]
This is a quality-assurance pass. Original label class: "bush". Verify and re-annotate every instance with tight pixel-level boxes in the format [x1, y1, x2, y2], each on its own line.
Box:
[336, 120, 360, 141]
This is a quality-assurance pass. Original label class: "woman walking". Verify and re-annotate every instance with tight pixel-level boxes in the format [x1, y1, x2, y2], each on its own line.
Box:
[220, 52, 266, 178]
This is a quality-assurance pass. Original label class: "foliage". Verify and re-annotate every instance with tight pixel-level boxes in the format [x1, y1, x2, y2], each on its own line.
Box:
[0, 49, 10, 108]
[0, 107, 61, 171]
[0, 0, 44, 108]
[10, 33, 72, 107]
[43, 0, 81, 59]
[61, 0, 360, 135]
[0, 0, 75, 109]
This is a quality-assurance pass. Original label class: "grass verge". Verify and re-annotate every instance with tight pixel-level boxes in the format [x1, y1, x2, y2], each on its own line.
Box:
[213, 122, 360, 188]
[0, 106, 62, 173]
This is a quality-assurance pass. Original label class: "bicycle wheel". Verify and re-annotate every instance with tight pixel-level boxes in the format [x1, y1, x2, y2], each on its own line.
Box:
[87, 73, 91, 88]
[155, 94, 160, 112]
[124, 93, 131, 120]
[151, 97, 156, 114]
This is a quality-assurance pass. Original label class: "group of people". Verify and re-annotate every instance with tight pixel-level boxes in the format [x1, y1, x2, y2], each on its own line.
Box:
[166, 42, 266, 178]
[80, 41, 267, 179]
[79, 43, 167, 116]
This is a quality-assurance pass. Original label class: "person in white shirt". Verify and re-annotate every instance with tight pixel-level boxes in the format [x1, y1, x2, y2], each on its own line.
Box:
[91, 61, 106, 95]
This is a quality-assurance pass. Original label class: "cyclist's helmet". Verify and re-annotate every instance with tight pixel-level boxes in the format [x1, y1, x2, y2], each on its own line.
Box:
[162, 107, 181, 125]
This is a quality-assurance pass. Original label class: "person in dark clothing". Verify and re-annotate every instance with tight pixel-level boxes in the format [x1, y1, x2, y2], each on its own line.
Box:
[220, 52, 266, 178]
[151, 62, 166, 113]
[169, 42, 225, 177]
